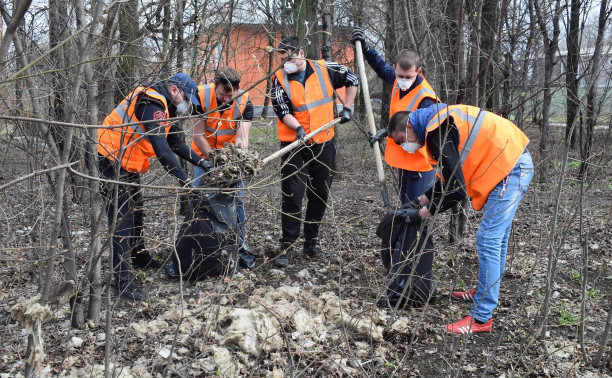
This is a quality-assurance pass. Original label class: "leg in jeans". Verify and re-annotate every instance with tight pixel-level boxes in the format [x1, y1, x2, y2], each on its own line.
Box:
[469, 151, 534, 322]
[99, 158, 137, 287]
[280, 143, 307, 245]
[193, 164, 206, 188]
[399, 169, 436, 204]
[303, 141, 335, 241]
[236, 180, 248, 248]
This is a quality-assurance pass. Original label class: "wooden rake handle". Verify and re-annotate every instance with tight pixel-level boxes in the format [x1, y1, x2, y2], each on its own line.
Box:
[261, 118, 341, 166]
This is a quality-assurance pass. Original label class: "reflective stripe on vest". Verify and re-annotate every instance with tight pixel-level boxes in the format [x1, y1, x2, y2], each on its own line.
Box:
[385, 76, 440, 171]
[201, 86, 212, 113]
[193, 85, 247, 156]
[98, 87, 170, 173]
[424, 104, 529, 210]
[281, 63, 333, 112]
[391, 86, 437, 112]
[275, 60, 335, 143]
[423, 106, 484, 165]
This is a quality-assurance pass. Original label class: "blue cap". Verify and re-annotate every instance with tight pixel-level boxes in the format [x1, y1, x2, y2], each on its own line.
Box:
[169, 73, 200, 106]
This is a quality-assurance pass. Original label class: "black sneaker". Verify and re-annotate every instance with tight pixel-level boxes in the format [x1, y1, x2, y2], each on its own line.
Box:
[131, 250, 163, 270]
[303, 239, 328, 258]
[112, 282, 148, 302]
[163, 262, 181, 279]
[274, 245, 294, 267]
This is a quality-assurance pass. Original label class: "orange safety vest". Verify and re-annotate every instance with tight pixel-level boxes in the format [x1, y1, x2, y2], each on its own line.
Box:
[97, 87, 172, 173]
[192, 84, 249, 157]
[424, 104, 529, 210]
[275, 60, 335, 143]
[385, 74, 439, 171]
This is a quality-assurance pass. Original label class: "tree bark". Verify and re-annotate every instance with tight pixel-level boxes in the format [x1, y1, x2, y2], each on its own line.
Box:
[115, 0, 139, 104]
[320, 0, 332, 60]
[565, 0, 581, 149]
[533, 0, 562, 183]
[0, 0, 33, 78]
[579, 0, 608, 177]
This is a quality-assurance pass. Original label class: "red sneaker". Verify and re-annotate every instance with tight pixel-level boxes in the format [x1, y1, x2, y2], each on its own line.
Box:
[451, 287, 476, 301]
[444, 315, 493, 334]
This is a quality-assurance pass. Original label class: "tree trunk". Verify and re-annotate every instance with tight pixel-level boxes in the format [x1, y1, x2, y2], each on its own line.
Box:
[468, 0, 483, 106]
[261, 0, 275, 118]
[176, 0, 184, 70]
[579, 0, 608, 177]
[533, 0, 562, 183]
[320, 0, 332, 60]
[450, 0, 481, 243]
[0, 0, 33, 78]
[115, 0, 139, 103]
[224, 0, 235, 66]
[565, 0, 580, 149]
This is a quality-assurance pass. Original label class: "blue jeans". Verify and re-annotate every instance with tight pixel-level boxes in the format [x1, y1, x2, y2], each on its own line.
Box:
[469, 150, 534, 322]
[398, 169, 435, 204]
[193, 165, 247, 246]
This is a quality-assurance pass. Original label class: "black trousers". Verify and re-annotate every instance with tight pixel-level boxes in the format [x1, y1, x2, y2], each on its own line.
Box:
[99, 157, 145, 286]
[280, 140, 336, 244]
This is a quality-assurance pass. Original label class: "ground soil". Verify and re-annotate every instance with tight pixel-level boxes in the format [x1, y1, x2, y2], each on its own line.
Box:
[0, 119, 610, 377]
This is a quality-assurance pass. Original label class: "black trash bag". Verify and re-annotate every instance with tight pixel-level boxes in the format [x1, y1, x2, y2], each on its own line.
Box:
[238, 243, 257, 271]
[376, 209, 435, 308]
[172, 190, 242, 281]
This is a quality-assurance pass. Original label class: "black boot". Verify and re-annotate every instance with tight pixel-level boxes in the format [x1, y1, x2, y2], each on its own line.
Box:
[163, 262, 181, 279]
[131, 248, 163, 270]
[112, 281, 148, 302]
[274, 243, 295, 267]
[303, 238, 327, 258]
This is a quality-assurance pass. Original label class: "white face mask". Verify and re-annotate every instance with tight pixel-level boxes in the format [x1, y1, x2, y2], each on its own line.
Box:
[397, 78, 414, 91]
[175, 100, 190, 114]
[284, 62, 299, 74]
[401, 141, 422, 153]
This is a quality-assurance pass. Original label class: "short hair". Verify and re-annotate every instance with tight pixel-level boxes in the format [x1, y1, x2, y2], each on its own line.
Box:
[214, 67, 241, 92]
[396, 50, 421, 71]
[388, 111, 411, 134]
[277, 36, 300, 55]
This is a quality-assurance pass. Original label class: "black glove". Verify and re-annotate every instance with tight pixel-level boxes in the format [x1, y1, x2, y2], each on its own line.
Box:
[367, 128, 388, 147]
[352, 27, 368, 51]
[179, 180, 196, 190]
[295, 126, 306, 142]
[339, 107, 352, 124]
[197, 158, 213, 172]
[398, 208, 422, 224]
[401, 198, 421, 210]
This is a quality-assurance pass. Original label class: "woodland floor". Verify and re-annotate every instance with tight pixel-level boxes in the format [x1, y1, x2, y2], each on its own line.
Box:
[0, 119, 611, 377]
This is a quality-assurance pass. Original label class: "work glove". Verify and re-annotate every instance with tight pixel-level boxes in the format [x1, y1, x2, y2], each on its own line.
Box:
[339, 107, 352, 124]
[398, 208, 422, 224]
[295, 126, 306, 142]
[197, 158, 213, 172]
[179, 180, 196, 191]
[351, 27, 368, 52]
[401, 198, 421, 210]
[367, 128, 388, 147]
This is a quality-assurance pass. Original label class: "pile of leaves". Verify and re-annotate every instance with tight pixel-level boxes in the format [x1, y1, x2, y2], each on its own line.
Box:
[201, 144, 261, 188]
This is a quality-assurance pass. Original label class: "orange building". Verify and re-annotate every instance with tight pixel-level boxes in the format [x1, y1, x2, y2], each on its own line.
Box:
[199, 25, 355, 114]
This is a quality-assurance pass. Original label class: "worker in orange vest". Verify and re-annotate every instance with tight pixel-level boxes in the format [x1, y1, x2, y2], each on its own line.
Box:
[387, 104, 534, 333]
[190, 67, 254, 267]
[98, 73, 209, 301]
[352, 27, 438, 204]
[271, 36, 359, 267]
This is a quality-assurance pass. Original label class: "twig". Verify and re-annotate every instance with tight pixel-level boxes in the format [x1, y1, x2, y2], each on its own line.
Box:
[0, 162, 77, 191]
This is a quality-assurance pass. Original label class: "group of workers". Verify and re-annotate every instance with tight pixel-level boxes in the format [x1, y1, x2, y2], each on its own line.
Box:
[96, 31, 534, 335]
